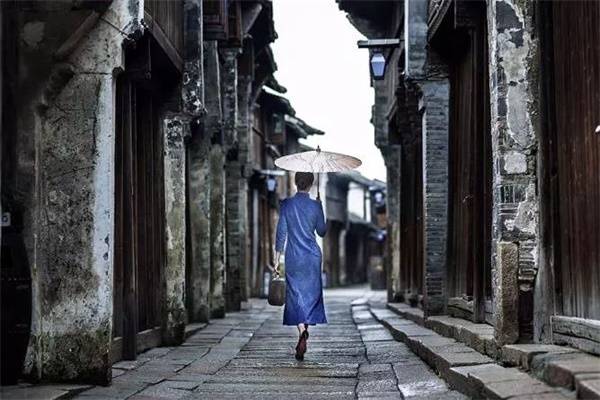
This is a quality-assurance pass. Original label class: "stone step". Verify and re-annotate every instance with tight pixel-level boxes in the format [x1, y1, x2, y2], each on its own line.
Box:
[385, 301, 600, 399]
[370, 305, 577, 399]
[387, 302, 498, 358]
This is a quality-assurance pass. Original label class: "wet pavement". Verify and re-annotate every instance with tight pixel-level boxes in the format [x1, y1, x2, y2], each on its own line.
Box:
[68, 287, 465, 399]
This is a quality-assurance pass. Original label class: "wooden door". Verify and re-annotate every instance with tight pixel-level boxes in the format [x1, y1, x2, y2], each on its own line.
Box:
[399, 135, 423, 303]
[446, 1, 492, 321]
[551, 1, 600, 320]
[113, 37, 167, 362]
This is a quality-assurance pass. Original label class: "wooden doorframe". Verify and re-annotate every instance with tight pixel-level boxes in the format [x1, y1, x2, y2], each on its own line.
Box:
[433, 0, 492, 324]
[112, 34, 178, 363]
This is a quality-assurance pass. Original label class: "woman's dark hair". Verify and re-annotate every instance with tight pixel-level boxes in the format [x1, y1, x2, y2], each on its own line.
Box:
[295, 172, 314, 191]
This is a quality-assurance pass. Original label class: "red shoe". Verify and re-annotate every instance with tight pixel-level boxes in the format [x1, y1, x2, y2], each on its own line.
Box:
[295, 330, 309, 361]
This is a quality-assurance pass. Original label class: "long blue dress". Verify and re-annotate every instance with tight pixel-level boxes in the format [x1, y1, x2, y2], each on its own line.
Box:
[275, 191, 328, 326]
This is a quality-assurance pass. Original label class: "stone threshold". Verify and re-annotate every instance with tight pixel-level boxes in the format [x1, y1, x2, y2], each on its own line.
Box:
[384, 302, 600, 399]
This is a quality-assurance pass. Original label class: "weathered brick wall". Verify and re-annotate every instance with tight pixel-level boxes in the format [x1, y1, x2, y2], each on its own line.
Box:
[418, 77, 450, 317]
[220, 47, 246, 312]
[405, 0, 450, 317]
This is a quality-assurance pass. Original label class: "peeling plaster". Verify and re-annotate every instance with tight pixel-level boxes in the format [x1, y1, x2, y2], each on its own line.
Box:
[503, 151, 527, 174]
[497, 27, 534, 149]
[513, 184, 538, 235]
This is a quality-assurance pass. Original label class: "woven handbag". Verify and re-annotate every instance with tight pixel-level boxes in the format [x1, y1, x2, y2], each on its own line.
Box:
[268, 272, 286, 306]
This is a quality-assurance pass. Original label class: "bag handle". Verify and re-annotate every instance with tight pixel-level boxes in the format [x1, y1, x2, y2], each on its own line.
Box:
[269, 263, 280, 278]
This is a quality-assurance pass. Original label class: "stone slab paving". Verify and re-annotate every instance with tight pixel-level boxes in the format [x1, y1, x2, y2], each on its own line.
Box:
[351, 299, 466, 400]
[63, 287, 465, 400]
[0, 383, 93, 399]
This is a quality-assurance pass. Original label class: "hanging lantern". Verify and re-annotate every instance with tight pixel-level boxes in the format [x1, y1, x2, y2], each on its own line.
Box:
[370, 52, 386, 80]
[266, 176, 277, 192]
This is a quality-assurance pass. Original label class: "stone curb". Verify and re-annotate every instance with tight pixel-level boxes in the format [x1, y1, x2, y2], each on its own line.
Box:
[370, 304, 577, 399]
[386, 302, 600, 399]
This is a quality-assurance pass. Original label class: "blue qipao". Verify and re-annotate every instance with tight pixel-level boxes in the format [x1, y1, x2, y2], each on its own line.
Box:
[275, 192, 328, 326]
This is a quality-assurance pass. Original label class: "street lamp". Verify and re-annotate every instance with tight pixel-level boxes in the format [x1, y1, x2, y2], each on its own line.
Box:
[357, 39, 403, 81]
[266, 176, 277, 192]
[370, 52, 386, 80]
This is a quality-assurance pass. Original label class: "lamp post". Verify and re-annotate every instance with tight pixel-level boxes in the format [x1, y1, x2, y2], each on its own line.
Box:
[357, 39, 403, 81]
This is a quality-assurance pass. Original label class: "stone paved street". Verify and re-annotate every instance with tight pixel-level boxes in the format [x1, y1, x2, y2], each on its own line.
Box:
[71, 288, 465, 400]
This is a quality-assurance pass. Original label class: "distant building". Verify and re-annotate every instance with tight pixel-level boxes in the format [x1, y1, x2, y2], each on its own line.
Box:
[323, 171, 386, 289]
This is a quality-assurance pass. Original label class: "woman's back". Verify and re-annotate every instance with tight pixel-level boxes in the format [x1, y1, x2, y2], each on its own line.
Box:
[276, 192, 326, 257]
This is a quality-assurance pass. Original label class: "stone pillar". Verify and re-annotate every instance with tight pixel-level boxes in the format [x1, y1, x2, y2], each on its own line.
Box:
[209, 145, 226, 318]
[236, 72, 253, 302]
[24, 0, 142, 384]
[418, 76, 450, 317]
[36, 72, 114, 385]
[162, 116, 189, 345]
[383, 146, 402, 302]
[487, 0, 540, 343]
[495, 242, 520, 345]
[220, 47, 239, 146]
[182, 0, 211, 323]
[220, 47, 245, 312]
[203, 41, 226, 318]
[182, 0, 204, 115]
[186, 129, 212, 322]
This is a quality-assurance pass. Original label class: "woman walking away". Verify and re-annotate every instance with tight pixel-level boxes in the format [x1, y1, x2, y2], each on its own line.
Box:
[273, 172, 327, 361]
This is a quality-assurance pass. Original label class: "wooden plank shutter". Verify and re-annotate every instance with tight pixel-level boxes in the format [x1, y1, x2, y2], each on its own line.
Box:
[552, 0, 600, 320]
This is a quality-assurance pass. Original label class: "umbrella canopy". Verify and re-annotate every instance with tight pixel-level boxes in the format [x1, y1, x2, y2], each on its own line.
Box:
[274, 147, 362, 173]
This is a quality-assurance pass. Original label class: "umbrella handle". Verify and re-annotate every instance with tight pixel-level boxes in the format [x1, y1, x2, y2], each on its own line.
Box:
[316, 173, 320, 201]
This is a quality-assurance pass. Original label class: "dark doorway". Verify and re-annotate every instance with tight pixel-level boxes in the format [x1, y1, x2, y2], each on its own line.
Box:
[442, 0, 493, 323]
[112, 35, 180, 362]
[399, 121, 424, 306]
[1, 0, 32, 384]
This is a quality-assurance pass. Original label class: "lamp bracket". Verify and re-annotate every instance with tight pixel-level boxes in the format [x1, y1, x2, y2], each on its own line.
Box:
[357, 39, 402, 49]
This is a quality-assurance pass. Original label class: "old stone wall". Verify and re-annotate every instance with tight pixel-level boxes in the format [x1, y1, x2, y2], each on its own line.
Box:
[11, 0, 143, 383]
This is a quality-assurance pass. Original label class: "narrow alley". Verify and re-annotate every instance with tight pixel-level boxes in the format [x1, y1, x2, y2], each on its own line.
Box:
[2, 0, 600, 399]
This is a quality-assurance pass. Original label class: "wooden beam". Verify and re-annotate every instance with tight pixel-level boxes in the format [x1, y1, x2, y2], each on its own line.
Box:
[144, 11, 183, 73]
